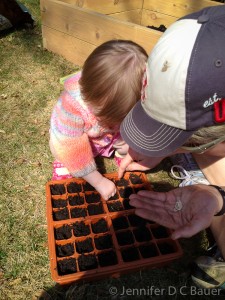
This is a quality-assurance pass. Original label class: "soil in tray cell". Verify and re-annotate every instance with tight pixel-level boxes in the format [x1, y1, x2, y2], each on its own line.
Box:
[139, 244, 158, 258]
[98, 250, 118, 267]
[57, 257, 77, 275]
[128, 214, 146, 227]
[85, 193, 101, 204]
[94, 234, 113, 250]
[123, 198, 134, 210]
[112, 216, 129, 231]
[107, 201, 123, 212]
[83, 182, 96, 191]
[158, 242, 176, 255]
[50, 184, 66, 195]
[52, 198, 67, 208]
[115, 178, 129, 187]
[68, 194, 84, 206]
[116, 230, 134, 246]
[70, 207, 87, 218]
[73, 221, 91, 237]
[129, 173, 143, 184]
[121, 247, 140, 262]
[87, 203, 104, 216]
[133, 227, 152, 242]
[119, 187, 133, 199]
[78, 254, 98, 271]
[55, 225, 72, 240]
[91, 219, 108, 234]
[53, 207, 69, 221]
[151, 226, 169, 239]
[56, 243, 74, 257]
[67, 182, 82, 193]
[108, 192, 119, 201]
[75, 237, 94, 254]
[134, 187, 146, 193]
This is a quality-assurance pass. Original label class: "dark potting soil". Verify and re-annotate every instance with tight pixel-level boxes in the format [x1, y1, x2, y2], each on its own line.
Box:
[68, 194, 84, 206]
[83, 182, 95, 191]
[55, 224, 72, 240]
[75, 237, 93, 254]
[128, 214, 146, 227]
[85, 193, 101, 204]
[73, 221, 90, 237]
[91, 218, 108, 234]
[116, 230, 134, 246]
[119, 187, 133, 198]
[53, 207, 69, 221]
[57, 257, 77, 275]
[123, 198, 134, 210]
[112, 216, 129, 231]
[129, 173, 143, 184]
[94, 234, 113, 250]
[50, 184, 66, 195]
[70, 207, 87, 218]
[108, 192, 119, 201]
[158, 242, 175, 255]
[87, 203, 104, 215]
[78, 254, 98, 271]
[56, 243, 74, 257]
[147, 24, 167, 32]
[67, 182, 82, 193]
[121, 247, 140, 262]
[98, 250, 118, 267]
[151, 226, 169, 239]
[115, 178, 129, 187]
[107, 201, 123, 212]
[134, 187, 145, 193]
[133, 227, 152, 242]
[52, 198, 67, 208]
[139, 244, 158, 258]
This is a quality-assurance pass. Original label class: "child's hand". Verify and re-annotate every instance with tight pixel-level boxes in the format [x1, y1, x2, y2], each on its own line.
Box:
[83, 170, 117, 200]
[94, 176, 117, 200]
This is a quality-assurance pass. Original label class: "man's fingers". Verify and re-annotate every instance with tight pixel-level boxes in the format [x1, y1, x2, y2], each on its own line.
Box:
[126, 162, 150, 172]
[130, 190, 168, 204]
[135, 208, 174, 229]
[118, 154, 133, 178]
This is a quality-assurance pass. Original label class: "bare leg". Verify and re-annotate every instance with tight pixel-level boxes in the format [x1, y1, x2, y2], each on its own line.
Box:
[193, 154, 225, 258]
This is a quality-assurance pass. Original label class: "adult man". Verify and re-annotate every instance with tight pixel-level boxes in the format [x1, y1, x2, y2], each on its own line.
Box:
[119, 6, 225, 289]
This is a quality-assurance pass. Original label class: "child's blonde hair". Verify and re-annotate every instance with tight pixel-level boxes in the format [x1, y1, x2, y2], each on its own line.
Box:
[79, 39, 148, 127]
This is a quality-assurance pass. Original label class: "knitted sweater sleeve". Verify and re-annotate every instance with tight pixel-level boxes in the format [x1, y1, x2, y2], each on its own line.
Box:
[49, 89, 96, 178]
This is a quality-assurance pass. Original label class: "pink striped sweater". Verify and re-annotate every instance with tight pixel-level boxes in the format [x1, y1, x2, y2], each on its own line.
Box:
[50, 72, 117, 178]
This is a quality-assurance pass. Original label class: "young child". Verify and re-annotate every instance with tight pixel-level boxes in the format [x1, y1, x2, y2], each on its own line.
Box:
[49, 39, 148, 200]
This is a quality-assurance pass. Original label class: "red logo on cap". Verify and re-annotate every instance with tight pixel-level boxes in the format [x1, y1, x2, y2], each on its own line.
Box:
[214, 99, 225, 123]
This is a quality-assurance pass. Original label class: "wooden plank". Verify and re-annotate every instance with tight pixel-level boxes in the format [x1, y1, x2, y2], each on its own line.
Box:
[41, 0, 161, 51]
[141, 9, 177, 28]
[42, 25, 95, 66]
[109, 9, 142, 25]
[58, 0, 143, 14]
[143, 0, 223, 18]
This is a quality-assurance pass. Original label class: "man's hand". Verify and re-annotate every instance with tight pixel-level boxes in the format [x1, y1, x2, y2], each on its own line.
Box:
[118, 149, 164, 178]
[129, 184, 222, 239]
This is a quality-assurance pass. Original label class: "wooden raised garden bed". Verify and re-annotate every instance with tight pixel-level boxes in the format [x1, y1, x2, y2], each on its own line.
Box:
[40, 0, 223, 66]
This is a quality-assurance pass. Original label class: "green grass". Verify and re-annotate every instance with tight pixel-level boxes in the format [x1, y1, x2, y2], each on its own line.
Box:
[0, 1, 222, 299]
